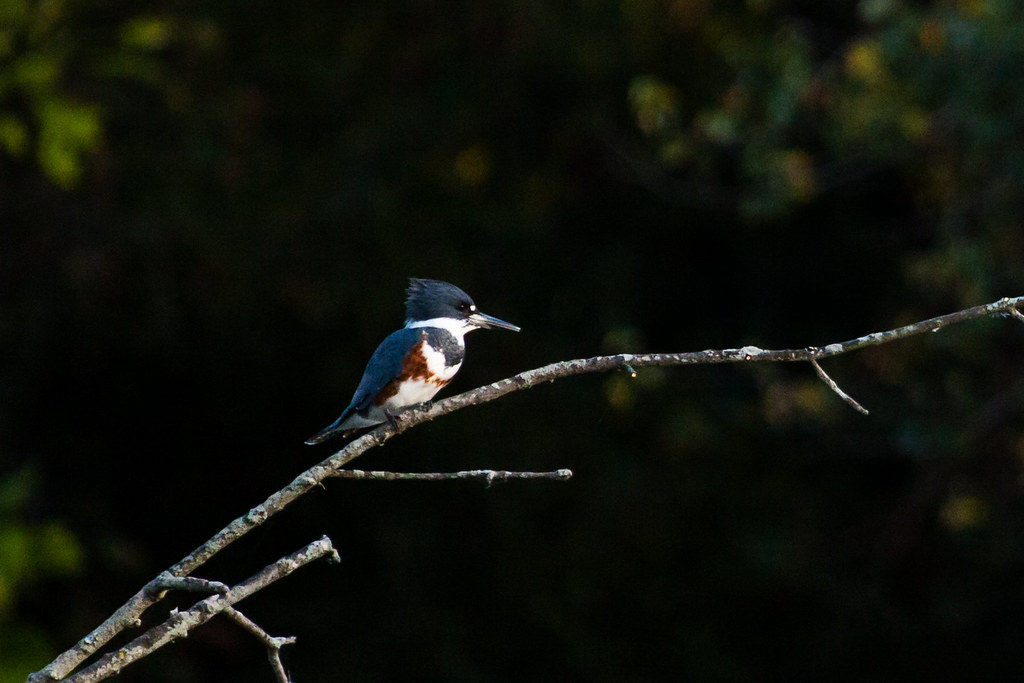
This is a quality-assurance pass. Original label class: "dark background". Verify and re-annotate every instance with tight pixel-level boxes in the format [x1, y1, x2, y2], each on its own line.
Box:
[4, 1, 1024, 680]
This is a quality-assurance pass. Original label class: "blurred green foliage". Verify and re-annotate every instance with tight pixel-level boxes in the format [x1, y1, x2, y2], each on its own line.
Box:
[624, 0, 1024, 302]
[3, 0, 1024, 681]
[0, 467, 81, 682]
[0, 0, 100, 187]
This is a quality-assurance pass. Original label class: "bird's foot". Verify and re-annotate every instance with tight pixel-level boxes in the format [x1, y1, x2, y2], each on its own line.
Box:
[383, 402, 434, 431]
[383, 407, 401, 429]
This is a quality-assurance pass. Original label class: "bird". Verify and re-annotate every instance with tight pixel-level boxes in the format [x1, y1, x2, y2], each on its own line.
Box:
[305, 278, 521, 445]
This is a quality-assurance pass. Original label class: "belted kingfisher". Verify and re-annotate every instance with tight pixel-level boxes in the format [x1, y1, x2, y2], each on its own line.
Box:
[305, 278, 521, 445]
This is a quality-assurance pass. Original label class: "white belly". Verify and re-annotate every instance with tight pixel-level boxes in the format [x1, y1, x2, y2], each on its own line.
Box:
[384, 343, 462, 410]
[383, 377, 444, 409]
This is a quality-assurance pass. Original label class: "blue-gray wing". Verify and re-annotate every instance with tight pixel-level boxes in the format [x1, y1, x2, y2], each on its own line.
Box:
[348, 327, 422, 411]
[304, 328, 422, 445]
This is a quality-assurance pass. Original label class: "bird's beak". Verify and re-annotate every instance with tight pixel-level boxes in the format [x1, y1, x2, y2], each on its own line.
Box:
[468, 311, 521, 332]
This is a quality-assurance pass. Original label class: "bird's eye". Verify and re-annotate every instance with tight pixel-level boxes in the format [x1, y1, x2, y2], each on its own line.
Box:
[457, 302, 470, 313]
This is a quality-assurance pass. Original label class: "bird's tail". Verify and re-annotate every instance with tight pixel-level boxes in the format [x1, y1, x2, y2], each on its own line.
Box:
[304, 411, 352, 445]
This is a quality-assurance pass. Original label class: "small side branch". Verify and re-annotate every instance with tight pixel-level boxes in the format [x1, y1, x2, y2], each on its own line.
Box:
[223, 607, 295, 683]
[809, 358, 869, 415]
[330, 468, 574, 486]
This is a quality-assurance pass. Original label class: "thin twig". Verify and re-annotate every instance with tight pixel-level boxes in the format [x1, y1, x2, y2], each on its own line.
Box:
[62, 536, 338, 683]
[330, 468, 574, 485]
[809, 357, 869, 415]
[29, 295, 1024, 683]
[222, 607, 295, 683]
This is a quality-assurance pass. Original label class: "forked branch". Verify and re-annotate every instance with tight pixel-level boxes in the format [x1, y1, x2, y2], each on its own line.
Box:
[61, 536, 338, 683]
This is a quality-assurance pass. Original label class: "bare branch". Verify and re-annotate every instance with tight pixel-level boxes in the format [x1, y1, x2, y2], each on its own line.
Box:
[222, 607, 295, 683]
[30, 295, 1024, 682]
[59, 536, 337, 683]
[330, 468, 574, 485]
[809, 358, 869, 415]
